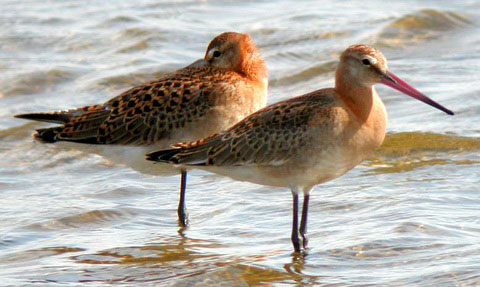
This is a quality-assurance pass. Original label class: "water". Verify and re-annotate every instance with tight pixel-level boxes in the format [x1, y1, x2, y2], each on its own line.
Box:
[1, 1, 480, 286]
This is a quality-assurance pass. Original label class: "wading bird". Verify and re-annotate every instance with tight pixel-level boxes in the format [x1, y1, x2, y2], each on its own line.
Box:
[15, 32, 268, 227]
[146, 44, 453, 254]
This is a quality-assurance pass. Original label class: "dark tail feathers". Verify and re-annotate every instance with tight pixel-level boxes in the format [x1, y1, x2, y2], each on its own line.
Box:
[34, 127, 62, 143]
[15, 112, 66, 142]
[15, 112, 72, 124]
[146, 148, 182, 164]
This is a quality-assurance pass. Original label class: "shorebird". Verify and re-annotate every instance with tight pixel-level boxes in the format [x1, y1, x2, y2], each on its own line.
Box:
[146, 44, 453, 254]
[15, 32, 268, 227]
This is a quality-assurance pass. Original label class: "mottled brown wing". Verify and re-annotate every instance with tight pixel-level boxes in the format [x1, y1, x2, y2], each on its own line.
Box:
[57, 67, 224, 145]
[53, 105, 111, 143]
[167, 90, 337, 166]
[19, 104, 111, 143]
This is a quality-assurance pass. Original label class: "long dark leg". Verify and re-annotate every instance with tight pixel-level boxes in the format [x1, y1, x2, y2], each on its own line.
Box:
[291, 192, 301, 253]
[299, 194, 310, 250]
[178, 170, 188, 227]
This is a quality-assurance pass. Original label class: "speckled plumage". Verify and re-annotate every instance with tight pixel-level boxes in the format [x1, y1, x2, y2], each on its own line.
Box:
[15, 32, 268, 227]
[16, 32, 268, 147]
[147, 44, 453, 253]
[54, 67, 246, 145]
[165, 90, 337, 167]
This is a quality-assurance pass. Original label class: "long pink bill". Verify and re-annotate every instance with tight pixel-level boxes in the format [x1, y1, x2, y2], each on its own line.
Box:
[380, 71, 454, 115]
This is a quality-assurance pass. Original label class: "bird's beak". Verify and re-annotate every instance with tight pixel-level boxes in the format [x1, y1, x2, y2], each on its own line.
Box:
[380, 71, 454, 115]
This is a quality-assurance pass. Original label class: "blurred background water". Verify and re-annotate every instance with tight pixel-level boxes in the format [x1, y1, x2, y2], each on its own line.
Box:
[1, 0, 480, 286]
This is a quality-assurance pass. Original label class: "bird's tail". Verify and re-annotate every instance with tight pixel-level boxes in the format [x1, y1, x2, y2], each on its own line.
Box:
[14, 111, 73, 124]
[15, 105, 109, 144]
[15, 110, 80, 143]
[15, 112, 72, 143]
[34, 127, 63, 143]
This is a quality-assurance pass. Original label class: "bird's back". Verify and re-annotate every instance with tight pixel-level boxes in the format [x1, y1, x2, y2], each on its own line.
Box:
[16, 65, 265, 147]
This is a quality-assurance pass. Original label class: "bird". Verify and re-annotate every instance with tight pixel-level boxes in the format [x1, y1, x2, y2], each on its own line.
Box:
[15, 31, 269, 227]
[146, 44, 453, 254]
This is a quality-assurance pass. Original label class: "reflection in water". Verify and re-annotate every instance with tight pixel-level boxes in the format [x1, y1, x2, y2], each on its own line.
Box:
[0, 247, 85, 266]
[62, 231, 292, 286]
[284, 255, 311, 286]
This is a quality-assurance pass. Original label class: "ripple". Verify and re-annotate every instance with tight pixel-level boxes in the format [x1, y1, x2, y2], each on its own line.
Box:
[390, 9, 470, 31]
[328, 240, 447, 260]
[72, 241, 216, 265]
[0, 122, 38, 142]
[90, 68, 171, 92]
[372, 9, 472, 48]
[0, 139, 99, 171]
[110, 27, 167, 54]
[1, 69, 78, 97]
[69, 241, 290, 286]
[365, 132, 480, 174]
[88, 187, 151, 200]
[116, 39, 151, 53]
[259, 30, 351, 49]
[115, 27, 158, 39]
[27, 209, 137, 231]
[39, 16, 71, 25]
[377, 132, 480, 157]
[271, 60, 337, 87]
[393, 222, 457, 237]
[96, 15, 141, 28]
[173, 265, 290, 287]
[0, 246, 84, 265]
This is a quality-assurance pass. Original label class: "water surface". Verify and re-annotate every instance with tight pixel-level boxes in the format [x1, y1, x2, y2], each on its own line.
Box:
[1, 1, 480, 286]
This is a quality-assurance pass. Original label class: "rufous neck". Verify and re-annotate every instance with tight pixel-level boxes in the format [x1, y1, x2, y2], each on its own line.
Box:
[240, 53, 268, 82]
[334, 67, 374, 122]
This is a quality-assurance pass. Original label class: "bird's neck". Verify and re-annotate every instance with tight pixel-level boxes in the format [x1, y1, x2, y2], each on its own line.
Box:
[240, 54, 268, 83]
[334, 67, 388, 154]
[334, 70, 375, 123]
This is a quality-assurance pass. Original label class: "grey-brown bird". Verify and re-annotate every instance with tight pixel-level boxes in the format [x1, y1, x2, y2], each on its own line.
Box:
[15, 32, 269, 227]
[147, 44, 453, 254]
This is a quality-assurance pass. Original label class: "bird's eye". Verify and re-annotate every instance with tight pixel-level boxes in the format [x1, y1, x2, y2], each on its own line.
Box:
[362, 59, 371, 66]
[213, 50, 221, 58]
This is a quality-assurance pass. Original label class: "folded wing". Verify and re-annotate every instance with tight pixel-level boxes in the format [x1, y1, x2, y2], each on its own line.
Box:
[147, 90, 337, 167]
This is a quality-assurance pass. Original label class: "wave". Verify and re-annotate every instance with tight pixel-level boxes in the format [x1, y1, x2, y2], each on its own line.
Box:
[371, 9, 472, 48]
[27, 208, 137, 231]
[270, 60, 337, 87]
[366, 132, 480, 174]
[1, 69, 78, 97]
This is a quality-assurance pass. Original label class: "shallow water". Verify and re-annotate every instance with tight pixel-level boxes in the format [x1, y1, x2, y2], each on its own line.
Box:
[1, 1, 480, 286]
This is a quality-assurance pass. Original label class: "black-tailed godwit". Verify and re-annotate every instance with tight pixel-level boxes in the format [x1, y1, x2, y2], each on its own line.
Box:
[146, 44, 453, 254]
[15, 32, 269, 227]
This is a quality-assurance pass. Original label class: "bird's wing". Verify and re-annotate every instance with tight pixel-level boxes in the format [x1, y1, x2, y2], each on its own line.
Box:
[94, 70, 220, 145]
[27, 67, 232, 145]
[147, 89, 337, 166]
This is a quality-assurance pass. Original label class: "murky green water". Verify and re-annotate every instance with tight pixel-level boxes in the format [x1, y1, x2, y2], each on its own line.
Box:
[1, 1, 480, 286]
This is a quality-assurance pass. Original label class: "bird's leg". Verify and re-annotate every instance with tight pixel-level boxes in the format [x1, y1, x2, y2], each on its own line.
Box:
[299, 194, 310, 250]
[178, 170, 188, 227]
[291, 192, 301, 253]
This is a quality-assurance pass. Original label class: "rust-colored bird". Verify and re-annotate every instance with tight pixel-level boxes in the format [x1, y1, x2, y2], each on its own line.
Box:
[147, 44, 453, 254]
[15, 32, 268, 227]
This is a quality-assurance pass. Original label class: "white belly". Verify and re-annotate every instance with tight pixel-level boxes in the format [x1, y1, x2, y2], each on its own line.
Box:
[197, 147, 364, 192]
[54, 142, 179, 176]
